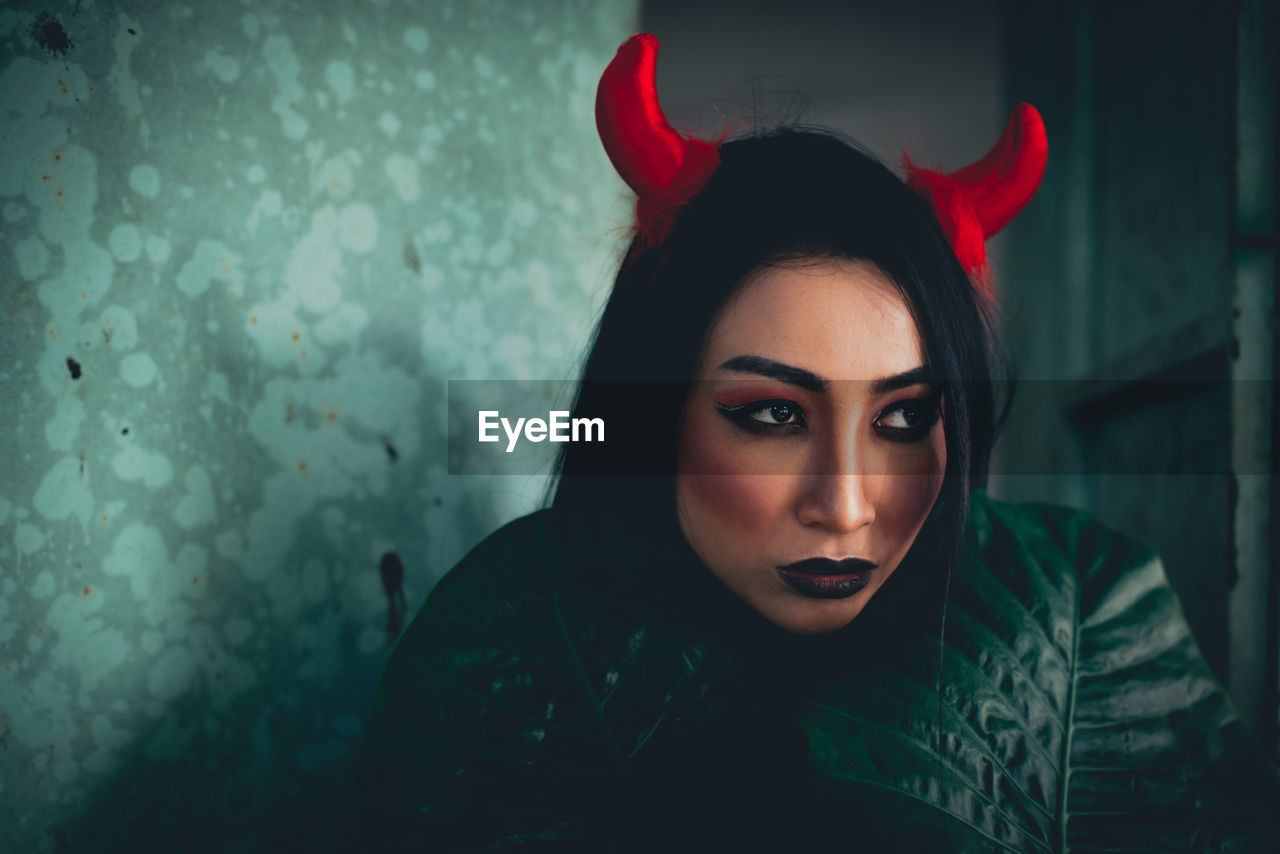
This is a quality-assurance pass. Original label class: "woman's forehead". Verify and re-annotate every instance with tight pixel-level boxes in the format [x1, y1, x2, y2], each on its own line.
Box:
[702, 258, 926, 381]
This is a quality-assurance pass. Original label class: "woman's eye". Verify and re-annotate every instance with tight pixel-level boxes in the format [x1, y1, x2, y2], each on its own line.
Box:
[875, 399, 941, 437]
[878, 404, 920, 429]
[714, 399, 806, 433]
[749, 401, 800, 425]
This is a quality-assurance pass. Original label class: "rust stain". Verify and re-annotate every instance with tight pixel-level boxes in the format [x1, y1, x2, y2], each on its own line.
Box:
[250, 313, 259, 325]
[299, 349, 309, 359]
[53, 152, 63, 163]
[81, 586, 91, 597]
[35, 627, 44, 636]
[297, 460, 308, 472]
[191, 576, 199, 585]
[290, 331, 300, 343]
[325, 410, 338, 423]
[41, 173, 51, 182]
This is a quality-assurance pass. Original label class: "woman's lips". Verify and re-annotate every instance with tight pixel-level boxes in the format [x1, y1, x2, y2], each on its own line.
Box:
[776, 557, 876, 599]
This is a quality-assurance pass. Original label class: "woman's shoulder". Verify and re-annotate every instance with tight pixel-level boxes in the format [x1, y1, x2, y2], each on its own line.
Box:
[424, 506, 588, 596]
[402, 506, 676, 649]
[357, 506, 746, 845]
[425, 503, 682, 580]
[386, 506, 643, 692]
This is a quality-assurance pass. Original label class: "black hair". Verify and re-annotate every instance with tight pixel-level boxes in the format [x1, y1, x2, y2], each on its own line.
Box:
[548, 126, 1012, 585]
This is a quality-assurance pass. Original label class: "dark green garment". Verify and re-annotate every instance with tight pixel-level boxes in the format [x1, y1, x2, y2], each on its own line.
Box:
[355, 490, 1280, 851]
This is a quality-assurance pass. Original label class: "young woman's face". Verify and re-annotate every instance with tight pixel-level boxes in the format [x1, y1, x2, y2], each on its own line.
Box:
[675, 258, 946, 635]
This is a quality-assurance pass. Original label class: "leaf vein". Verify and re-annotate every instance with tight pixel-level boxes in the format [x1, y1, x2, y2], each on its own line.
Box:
[811, 700, 1055, 835]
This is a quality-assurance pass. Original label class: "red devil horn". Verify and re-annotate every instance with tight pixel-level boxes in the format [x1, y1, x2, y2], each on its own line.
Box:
[905, 103, 1047, 293]
[949, 103, 1048, 238]
[595, 34, 688, 196]
[596, 35, 721, 247]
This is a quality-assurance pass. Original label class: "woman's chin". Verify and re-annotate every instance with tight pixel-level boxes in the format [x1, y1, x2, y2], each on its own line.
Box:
[760, 594, 869, 636]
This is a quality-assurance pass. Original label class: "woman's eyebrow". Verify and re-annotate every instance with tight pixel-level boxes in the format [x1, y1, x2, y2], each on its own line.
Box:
[717, 355, 826, 391]
[871, 366, 934, 394]
[717, 356, 933, 395]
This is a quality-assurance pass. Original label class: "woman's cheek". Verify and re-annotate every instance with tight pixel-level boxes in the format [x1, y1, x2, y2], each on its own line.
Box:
[679, 407, 788, 533]
[684, 472, 782, 535]
[868, 433, 945, 536]
[891, 438, 947, 533]
[898, 475, 943, 525]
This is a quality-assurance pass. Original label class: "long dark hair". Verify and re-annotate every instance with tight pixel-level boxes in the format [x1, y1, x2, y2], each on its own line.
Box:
[549, 127, 1012, 580]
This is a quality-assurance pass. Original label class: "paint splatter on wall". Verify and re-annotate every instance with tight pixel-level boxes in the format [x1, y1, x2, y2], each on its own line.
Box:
[0, 0, 633, 849]
[27, 11, 74, 58]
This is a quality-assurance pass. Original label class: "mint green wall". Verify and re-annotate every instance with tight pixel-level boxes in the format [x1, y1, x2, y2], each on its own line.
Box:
[0, 1, 636, 849]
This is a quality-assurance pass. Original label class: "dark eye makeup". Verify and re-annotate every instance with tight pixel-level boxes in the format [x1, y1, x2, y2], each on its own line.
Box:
[713, 393, 942, 442]
[875, 396, 944, 441]
[714, 399, 807, 434]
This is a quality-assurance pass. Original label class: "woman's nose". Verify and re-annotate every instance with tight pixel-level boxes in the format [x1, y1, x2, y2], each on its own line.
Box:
[795, 473, 878, 533]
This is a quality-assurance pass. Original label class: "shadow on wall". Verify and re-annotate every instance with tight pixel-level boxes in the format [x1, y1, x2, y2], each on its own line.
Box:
[0, 1, 633, 851]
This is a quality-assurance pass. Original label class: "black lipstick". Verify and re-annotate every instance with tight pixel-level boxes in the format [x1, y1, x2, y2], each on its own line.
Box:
[776, 557, 876, 599]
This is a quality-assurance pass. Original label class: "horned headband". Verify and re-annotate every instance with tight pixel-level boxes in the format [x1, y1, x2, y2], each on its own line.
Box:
[595, 33, 1048, 300]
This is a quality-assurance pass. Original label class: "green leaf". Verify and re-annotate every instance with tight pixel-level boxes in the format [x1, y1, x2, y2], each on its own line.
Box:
[356, 492, 1280, 851]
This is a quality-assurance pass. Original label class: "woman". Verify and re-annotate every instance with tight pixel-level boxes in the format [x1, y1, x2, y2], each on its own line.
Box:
[356, 36, 1279, 851]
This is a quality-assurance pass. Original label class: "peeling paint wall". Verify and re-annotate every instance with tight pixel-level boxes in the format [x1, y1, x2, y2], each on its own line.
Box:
[0, 1, 636, 850]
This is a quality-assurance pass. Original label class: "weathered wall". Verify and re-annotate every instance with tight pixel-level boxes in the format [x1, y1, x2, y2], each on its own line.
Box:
[0, 0, 636, 850]
[996, 0, 1277, 752]
[995, 1, 1237, 685]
